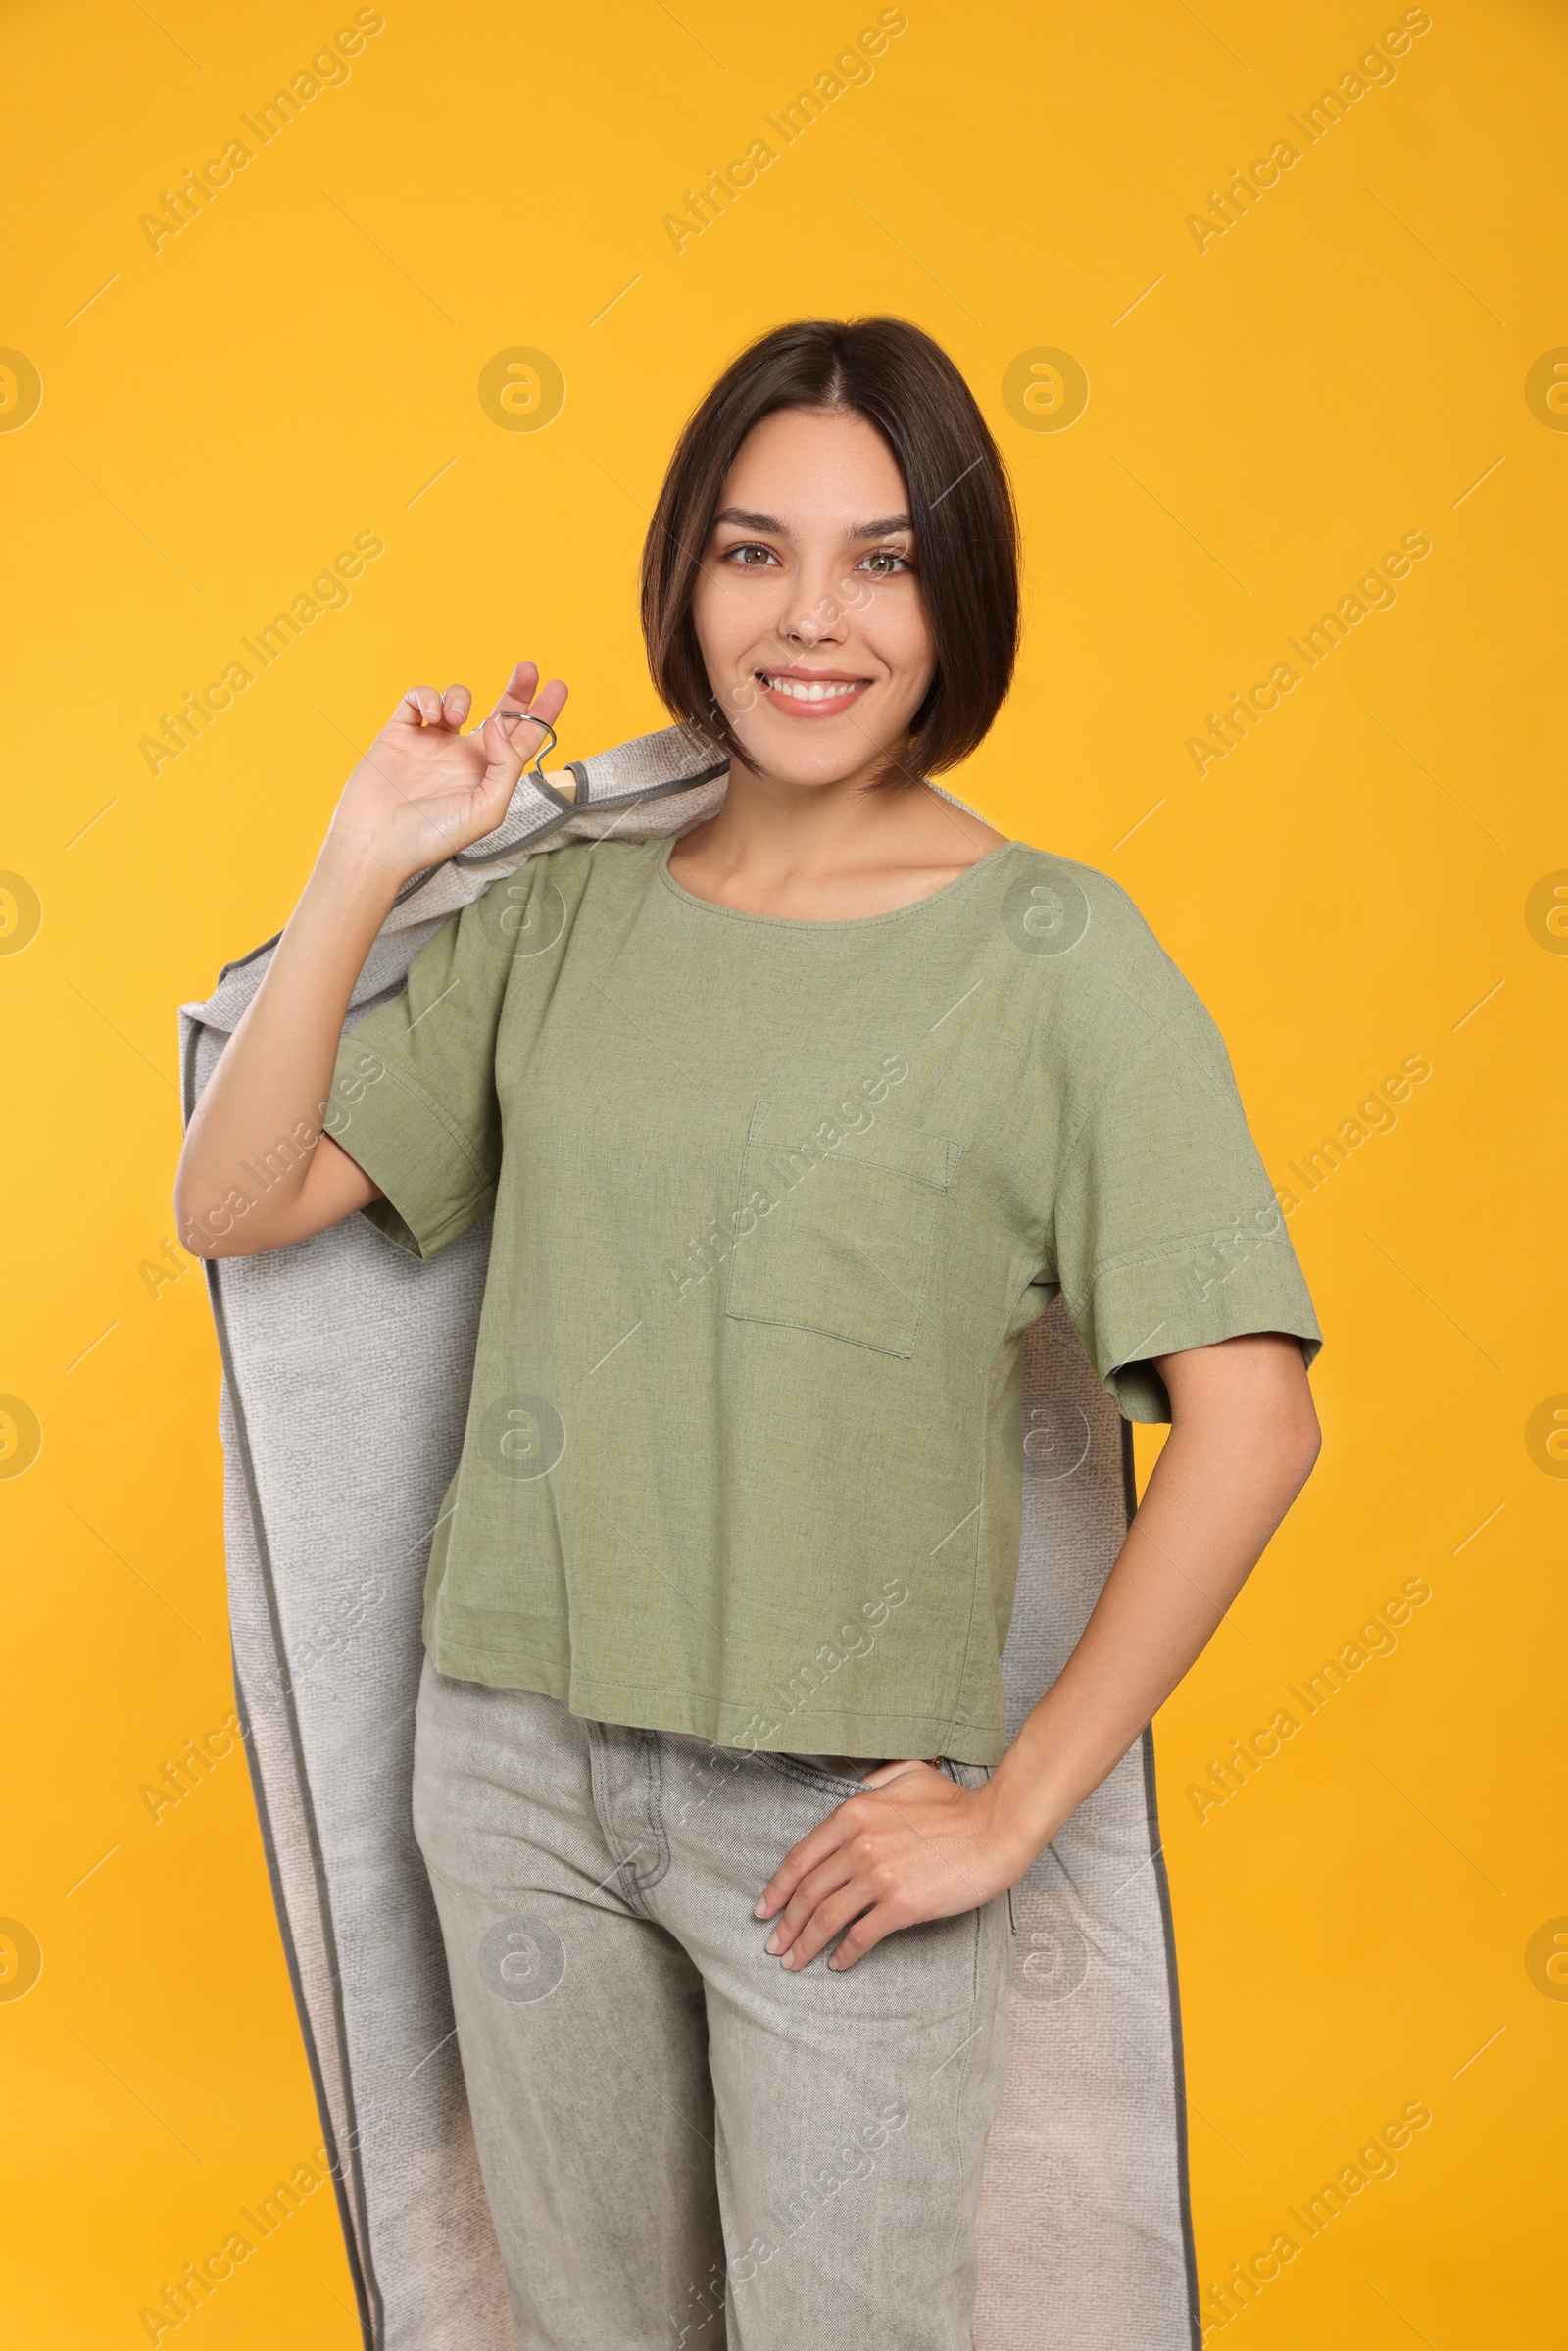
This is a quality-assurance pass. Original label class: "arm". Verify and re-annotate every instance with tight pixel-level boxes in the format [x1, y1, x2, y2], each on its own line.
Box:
[756, 1331, 1320, 1970]
[175, 663, 565, 1259]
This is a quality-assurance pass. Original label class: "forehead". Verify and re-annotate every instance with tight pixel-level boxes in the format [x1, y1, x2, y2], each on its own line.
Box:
[717, 407, 908, 528]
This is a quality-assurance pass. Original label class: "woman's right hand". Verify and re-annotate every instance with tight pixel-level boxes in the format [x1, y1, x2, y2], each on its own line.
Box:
[324, 659, 568, 885]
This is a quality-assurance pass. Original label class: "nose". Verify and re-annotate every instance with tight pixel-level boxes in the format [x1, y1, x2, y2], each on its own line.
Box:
[777, 554, 854, 650]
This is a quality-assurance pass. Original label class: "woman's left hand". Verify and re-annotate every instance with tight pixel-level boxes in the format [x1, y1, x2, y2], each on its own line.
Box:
[755, 1760, 1030, 1972]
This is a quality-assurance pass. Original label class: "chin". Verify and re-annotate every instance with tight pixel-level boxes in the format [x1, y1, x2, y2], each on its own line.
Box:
[726, 706, 908, 786]
[734, 733, 877, 789]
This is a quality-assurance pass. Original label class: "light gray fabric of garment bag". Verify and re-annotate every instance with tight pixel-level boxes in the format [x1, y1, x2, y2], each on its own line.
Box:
[179, 722, 1200, 2351]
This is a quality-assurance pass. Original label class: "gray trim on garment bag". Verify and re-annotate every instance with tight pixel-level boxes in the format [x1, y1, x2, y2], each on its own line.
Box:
[430, 761, 731, 875]
[1142, 1720, 1203, 2351]
[1122, 1415, 1202, 2350]
[179, 1011, 381, 2351]
[172, 750, 732, 2351]
[204, 764, 729, 986]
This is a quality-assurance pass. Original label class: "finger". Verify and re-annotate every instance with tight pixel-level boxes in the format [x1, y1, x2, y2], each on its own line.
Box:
[765, 1850, 860, 1955]
[825, 1904, 901, 1971]
[477, 710, 540, 773]
[442, 682, 472, 727]
[756, 1798, 866, 1919]
[755, 1867, 798, 1923]
[394, 685, 446, 728]
[784, 1883, 884, 1971]
[486, 659, 540, 724]
[495, 673, 569, 736]
[481, 678, 569, 767]
[858, 1758, 935, 1791]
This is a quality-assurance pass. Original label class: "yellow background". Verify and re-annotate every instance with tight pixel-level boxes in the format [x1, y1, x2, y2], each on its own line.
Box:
[3, 0, 1563, 2339]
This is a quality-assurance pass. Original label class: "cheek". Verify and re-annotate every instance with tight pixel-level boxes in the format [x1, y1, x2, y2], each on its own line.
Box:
[691, 573, 765, 676]
[864, 594, 936, 704]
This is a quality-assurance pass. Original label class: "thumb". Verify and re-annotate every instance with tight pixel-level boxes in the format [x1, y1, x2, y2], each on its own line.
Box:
[858, 1758, 934, 1791]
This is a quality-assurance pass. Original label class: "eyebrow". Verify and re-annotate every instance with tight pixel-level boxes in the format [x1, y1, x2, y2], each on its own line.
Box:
[712, 506, 914, 540]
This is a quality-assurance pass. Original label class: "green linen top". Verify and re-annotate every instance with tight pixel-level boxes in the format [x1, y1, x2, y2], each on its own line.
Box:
[327, 832, 1320, 1765]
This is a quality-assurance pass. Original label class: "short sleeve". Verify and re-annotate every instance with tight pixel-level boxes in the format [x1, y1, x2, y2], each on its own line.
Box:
[326, 896, 512, 1260]
[1048, 1003, 1322, 1422]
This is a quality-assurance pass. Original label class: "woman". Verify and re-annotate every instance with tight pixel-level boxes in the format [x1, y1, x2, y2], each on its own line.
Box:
[175, 317, 1321, 2350]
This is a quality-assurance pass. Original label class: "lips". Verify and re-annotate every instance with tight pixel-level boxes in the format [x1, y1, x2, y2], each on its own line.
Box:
[756, 668, 869, 715]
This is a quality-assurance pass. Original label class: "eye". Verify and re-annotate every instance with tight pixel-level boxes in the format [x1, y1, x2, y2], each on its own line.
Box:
[723, 541, 780, 568]
[858, 547, 911, 577]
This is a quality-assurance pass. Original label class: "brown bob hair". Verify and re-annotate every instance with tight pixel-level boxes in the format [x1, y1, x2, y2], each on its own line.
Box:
[641, 317, 1019, 780]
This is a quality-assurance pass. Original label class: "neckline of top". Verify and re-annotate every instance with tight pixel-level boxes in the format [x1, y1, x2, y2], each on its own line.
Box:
[654, 834, 1025, 931]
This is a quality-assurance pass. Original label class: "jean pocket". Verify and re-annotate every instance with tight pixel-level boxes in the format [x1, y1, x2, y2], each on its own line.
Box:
[724, 1095, 961, 1358]
[757, 1753, 871, 1800]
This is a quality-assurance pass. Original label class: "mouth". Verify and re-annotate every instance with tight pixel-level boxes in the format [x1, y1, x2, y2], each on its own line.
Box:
[755, 667, 870, 716]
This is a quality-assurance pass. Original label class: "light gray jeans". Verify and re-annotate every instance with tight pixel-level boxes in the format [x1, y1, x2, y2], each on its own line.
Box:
[411, 1659, 1011, 2351]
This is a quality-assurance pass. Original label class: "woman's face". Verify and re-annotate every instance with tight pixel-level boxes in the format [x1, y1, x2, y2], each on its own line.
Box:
[691, 406, 937, 788]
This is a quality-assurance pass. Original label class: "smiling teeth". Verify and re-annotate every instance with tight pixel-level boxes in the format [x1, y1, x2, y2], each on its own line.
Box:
[766, 676, 859, 702]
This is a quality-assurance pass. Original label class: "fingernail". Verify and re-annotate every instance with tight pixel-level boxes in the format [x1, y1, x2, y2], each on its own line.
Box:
[764, 1931, 781, 1954]
[754, 1897, 768, 1917]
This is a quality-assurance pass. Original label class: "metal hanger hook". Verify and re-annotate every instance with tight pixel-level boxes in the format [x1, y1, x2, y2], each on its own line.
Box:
[500, 708, 558, 780]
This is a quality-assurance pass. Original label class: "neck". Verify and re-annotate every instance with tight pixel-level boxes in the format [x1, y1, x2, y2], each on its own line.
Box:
[690, 758, 931, 882]
[664, 744, 1010, 919]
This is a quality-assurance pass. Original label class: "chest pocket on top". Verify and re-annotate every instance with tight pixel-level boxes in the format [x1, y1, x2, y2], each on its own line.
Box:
[724, 1095, 962, 1358]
